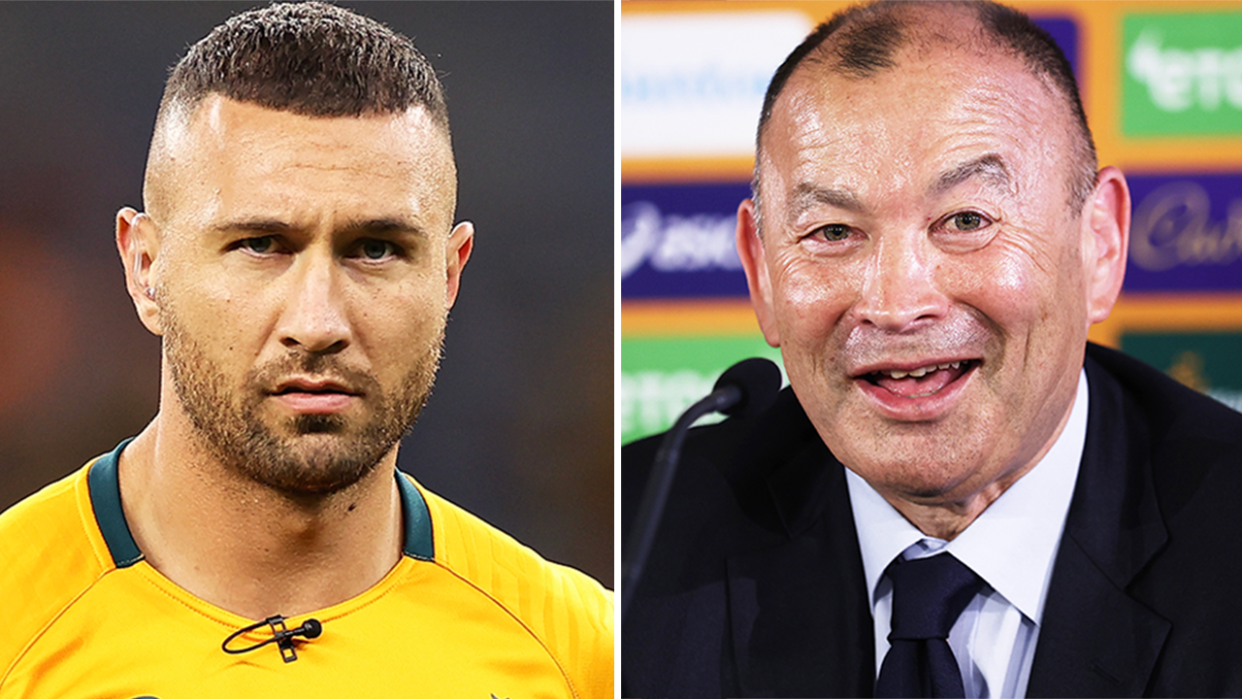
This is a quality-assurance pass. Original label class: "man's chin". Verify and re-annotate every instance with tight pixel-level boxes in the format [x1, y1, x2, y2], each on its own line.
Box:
[290, 412, 350, 435]
[220, 431, 398, 497]
[845, 452, 978, 501]
[250, 452, 379, 496]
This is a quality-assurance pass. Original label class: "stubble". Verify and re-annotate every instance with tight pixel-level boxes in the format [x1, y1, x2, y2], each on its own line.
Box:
[161, 304, 442, 496]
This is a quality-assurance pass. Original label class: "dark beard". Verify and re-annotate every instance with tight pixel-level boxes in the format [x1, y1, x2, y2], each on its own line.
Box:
[162, 311, 440, 496]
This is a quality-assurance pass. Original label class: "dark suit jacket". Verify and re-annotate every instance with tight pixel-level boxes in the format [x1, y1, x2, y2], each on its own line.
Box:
[622, 343, 1242, 697]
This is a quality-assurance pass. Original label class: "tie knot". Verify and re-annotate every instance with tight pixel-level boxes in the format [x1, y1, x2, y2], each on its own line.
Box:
[886, 553, 983, 641]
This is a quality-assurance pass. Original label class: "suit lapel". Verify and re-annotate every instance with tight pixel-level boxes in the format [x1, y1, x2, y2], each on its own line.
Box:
[726, 440, 875, 697]
[1027, 354, 1171, 697]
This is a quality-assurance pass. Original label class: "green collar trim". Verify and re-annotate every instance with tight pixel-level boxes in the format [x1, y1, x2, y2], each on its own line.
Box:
[396, 471, 435, 561]
[87, 437, 143, 568]
[87, 439, 435, 567]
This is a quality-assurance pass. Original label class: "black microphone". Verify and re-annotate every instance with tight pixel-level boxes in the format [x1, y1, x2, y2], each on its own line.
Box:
[621, 357, 782, 616]
[222, 615, 323, 663]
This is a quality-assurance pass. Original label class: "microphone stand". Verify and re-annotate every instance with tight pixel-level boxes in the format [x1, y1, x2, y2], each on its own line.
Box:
[620, 386, 740, 615]
[621, 357, 781, 619]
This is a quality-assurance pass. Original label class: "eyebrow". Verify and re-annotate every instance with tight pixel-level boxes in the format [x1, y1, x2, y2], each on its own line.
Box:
[340, 218, 429, 238]
[788, 183, 867, 222]
[932, 154, 1013, 197]
[213, 219, 292, 235]
[213, 217, 428, 238]
[782, 154, 1012, 225]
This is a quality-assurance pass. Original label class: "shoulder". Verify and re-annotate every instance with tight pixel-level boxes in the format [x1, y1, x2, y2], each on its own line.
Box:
[623, 386, 816, 461]
[620, 384, 844, 604]
[622, 386, 822, 531]
[1082, 345, 1242, 693]
[1085, 342, 1242, 548]
[620, 385, 863, 696]
[414, 480, 614, 699]
[0, 462, 111, 679]
[1086, 342, 1242, 449]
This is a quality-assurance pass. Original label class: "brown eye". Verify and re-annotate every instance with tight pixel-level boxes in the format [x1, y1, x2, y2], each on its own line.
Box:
[813, 224, 851, 242]
[948, 212, 986, 231]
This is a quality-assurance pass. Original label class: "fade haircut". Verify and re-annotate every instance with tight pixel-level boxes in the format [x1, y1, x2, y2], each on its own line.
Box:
[158, 1, 447, 129]
[144, 2, 450, 220]
[752, 0, 1098, 230]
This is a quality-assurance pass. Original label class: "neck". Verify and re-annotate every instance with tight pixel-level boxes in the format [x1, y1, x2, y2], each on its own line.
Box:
[117, 410, 403, 620]
[880, 474, 1024, 541]
[880, 390, 1079, 542]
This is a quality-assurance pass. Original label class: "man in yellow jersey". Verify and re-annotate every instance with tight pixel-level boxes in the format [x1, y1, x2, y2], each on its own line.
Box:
[0, 3, 612, 697]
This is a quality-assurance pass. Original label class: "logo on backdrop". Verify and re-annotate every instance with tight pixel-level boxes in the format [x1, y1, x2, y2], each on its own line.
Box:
[1123, 12, 1242, 135]
[621, 201, 741, 278]
[622, 11, 811, 158]
[1125, 173, 1242, 292]
[621, 183, 753, 299]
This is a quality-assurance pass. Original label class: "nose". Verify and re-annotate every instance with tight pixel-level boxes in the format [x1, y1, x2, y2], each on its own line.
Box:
[277, 249, 350, 354]
[853, 231, 949, 333]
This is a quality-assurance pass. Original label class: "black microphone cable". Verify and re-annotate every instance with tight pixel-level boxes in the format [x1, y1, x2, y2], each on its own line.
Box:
[222, 615, 323, 663]
[621, 357, 782, 617]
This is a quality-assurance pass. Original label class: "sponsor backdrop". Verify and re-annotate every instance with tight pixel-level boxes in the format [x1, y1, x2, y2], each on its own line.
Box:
[621, 0, 1242, 445]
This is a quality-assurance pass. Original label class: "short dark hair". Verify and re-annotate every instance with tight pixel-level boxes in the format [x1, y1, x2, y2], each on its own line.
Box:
[159, 1, 448, 131]
[753, 0, 1098, 222]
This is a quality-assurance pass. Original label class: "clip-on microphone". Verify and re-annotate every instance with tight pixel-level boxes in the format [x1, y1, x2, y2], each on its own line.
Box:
[222, 615, 323, 663]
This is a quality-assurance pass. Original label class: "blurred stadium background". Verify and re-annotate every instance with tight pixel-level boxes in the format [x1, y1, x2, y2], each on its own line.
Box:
[0, 2, 613, 584]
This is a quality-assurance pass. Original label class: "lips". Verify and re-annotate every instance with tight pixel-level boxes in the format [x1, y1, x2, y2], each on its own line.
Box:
[851, 358, 979, 420]
[868, 360, 974, 398]
[269, 377, 360, 414]
[273, 377, 358, 396]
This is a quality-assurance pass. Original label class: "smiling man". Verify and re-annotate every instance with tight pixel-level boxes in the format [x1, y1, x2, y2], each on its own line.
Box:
[0, 4, 612, 697]
[622, 2, 1242, 697]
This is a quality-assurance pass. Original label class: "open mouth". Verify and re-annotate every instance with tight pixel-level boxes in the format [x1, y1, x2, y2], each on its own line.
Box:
[862, 359, 978, 398]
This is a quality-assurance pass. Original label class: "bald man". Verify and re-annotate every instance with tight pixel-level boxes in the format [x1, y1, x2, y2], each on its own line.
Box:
[622, 2, 1242, 697]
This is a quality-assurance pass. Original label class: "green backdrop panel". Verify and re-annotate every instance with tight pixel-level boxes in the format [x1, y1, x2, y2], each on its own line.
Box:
[621, 335, 784, 444]
[1122, 11, 1242, 136]
[1120, 330, 1242, 412]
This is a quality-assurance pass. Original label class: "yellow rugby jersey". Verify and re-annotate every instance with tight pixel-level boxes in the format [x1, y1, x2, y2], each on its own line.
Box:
[0, 440, 614, 699]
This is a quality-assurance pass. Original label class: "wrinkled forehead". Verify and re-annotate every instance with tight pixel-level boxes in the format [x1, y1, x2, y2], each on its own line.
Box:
[755, 48, 1087, 236]
[761, 40, 1066, 177]
[761, 1, 1063, 148]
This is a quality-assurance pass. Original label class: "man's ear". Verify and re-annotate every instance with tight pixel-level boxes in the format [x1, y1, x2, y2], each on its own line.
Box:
[1081, 166, 1130, 326]
[445, 221, 474, 309]
[116, 207, 163, 335]
[736, 199, 781, 347]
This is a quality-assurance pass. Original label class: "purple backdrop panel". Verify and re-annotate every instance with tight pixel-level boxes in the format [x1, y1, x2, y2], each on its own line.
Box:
[621, 182, 753, 299]
[1124, 173, 1242, 292]
[1034, 17, 1080, 82]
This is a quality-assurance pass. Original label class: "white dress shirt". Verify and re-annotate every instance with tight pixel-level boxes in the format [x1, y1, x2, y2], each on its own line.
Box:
[846, 370, 1089, 698]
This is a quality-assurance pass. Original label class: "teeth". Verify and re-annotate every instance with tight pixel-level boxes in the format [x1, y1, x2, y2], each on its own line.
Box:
[880, 361, 964, 379]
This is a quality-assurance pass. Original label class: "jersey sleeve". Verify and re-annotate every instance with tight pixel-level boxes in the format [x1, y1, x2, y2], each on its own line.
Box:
[0, 466, 111, 686]
[419, 481, 615, 699]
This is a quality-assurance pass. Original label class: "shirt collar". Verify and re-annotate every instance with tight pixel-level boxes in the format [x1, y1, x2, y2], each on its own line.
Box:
[88, 438, 435, 566]
[847, 369, 1088, 625]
